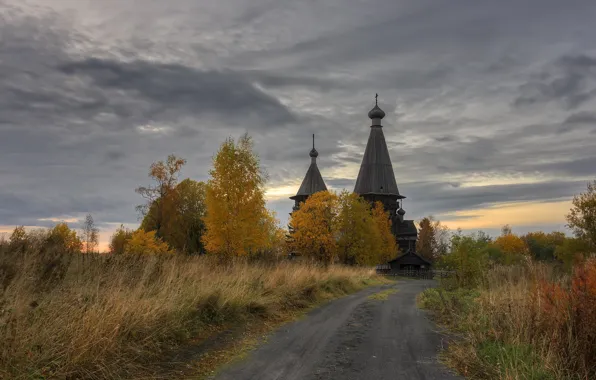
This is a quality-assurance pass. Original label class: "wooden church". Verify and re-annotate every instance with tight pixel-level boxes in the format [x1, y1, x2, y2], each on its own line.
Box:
[290, 96, 427, 270]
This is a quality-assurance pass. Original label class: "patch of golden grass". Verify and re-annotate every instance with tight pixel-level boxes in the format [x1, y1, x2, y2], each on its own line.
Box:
[367, 288, 399, 301]
[0, 246, 380, 379]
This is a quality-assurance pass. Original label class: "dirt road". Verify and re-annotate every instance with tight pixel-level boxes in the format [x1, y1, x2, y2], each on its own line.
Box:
[212, 280, 461, 380]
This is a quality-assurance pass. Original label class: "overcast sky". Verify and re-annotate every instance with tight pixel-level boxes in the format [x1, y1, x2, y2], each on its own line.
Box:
[1, 0, 596, 247]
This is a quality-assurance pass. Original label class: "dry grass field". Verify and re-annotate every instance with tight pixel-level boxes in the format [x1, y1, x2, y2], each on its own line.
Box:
[0, 243, 380, 379]
[419, 261, 596, 379]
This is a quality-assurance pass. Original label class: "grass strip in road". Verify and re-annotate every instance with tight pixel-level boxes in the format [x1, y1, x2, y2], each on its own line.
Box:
[367, 288, 399, 301]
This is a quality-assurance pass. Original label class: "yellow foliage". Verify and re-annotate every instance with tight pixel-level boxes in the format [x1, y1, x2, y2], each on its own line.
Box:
[372, 202, 398, 263]
[141, 179, 207, 254]
[47, 222, 83, 253]
[202, 134, 275, 256]
[336, 192, 378, 265]
[261, 209, 288, 257]
[124, 230, 172, 255]
[289, 191, 339, 265]
[290, 193, 396, 266]
[109, 225, 134, 255]
[135, 154, 187, 240]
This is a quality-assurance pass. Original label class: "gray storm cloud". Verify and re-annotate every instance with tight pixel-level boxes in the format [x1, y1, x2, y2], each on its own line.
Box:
[1, 0, 596, 232]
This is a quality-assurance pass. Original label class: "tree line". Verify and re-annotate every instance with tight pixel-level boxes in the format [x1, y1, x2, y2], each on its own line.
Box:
[414, 182, 596, 286]
[111, 134, 285, 258]
[3, 133, 595, 269]
[2, 134, 397, 266]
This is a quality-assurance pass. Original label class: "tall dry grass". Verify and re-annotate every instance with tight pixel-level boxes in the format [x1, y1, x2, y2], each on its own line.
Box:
[0, 241, 378, 379]
[419, 261, 596, 379]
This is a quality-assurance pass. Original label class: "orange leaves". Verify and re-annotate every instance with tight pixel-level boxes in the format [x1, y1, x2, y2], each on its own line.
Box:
[572, 258, 596, 297]
[136, 155, 187, 205]
[534, 280, 570, 330]
[492, 233, 530, 265]
[289, 193, 397, 266]
[532, 259, 596, 373]
[417, 217, 437, 262]
[571, 259, 596, 343]
[148, 155, 186, 186]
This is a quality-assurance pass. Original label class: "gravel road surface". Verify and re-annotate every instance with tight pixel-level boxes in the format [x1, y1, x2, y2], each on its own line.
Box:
[213, 280, 461, 380]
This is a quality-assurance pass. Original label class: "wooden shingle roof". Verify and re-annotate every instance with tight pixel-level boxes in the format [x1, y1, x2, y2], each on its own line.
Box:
[290, 162, 327, 199]
[353, 103, 404, 198]
[389, 250, 432, 266]
[290, 135, 327, 200]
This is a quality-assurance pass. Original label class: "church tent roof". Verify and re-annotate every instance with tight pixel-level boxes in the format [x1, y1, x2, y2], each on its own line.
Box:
[353, 99, 403, 198]
[290, 162, 327, 199]
[290, 134, 327, 200]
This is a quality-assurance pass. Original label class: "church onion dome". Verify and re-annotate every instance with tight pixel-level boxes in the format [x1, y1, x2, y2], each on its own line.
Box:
[368, 104, 386, 120]
[397, 207, 406, 216]
[309, 147, 318, 158]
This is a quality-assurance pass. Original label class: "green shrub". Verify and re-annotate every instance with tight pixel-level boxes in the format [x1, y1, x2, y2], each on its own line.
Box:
[477, 341, 555, 380]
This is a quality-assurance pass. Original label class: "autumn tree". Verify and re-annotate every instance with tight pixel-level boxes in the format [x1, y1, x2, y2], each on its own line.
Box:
[567, 180, 596, 249]
[555, 237, 592, 270]
[202, 134, 274, 257]
[372, 201, 399, 263]
[490, 226, 529, 265]
[254, 210, 287, 259]
[417, 217, 437, 262]
[440, 231, 490, 288]
[335, 192, 379, 266]
[124, 230, 172, 255]
[46, 222, 83, 254]
[416, 216, 450, 261]
[141, 179, 207, 254]
[81, 213, 99, 254]
[8, 226, 28, 251]
[109, 225, 134, 255]
[136, 154, 187, 239]
[521, 231, 566, 261]
[288, 191, 339, 265]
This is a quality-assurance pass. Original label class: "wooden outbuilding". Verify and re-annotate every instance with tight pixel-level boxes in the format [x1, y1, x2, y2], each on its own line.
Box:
[388, 250, 431, 272]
